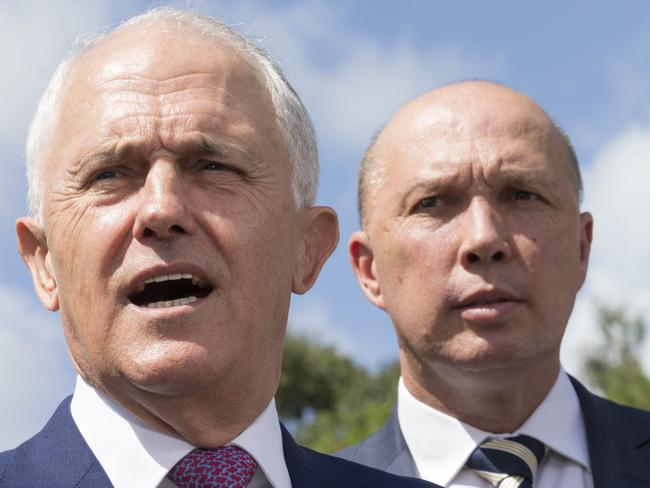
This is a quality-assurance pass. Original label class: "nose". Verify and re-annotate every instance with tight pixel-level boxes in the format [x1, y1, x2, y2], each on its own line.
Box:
[133, 161, 196, 241]
[458, 199, 512, 267]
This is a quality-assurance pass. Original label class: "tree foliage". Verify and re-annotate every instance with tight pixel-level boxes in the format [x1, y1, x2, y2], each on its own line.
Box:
[277, 334, 399, 453]
[584, 305, 650, 410]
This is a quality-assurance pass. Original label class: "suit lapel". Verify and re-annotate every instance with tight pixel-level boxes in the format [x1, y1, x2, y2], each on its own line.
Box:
[571, 377, 650, 487]
[280, 424, 342, 487]
[375, 410, 419, 477]
[281, 423, 375, 488]
[23, 397, 112, 487]
[279, 424, 314, 486]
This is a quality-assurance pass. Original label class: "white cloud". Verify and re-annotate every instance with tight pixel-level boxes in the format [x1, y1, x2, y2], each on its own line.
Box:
[288, 296, 360, 357]
[288, 294, 400, 370]
[0, 0, 114, 219]
[216, 0, 504, 152]
[302, 41, 501, 151]
[0, 0, 113, 141]
[0, 281, 75, 451]
[561, 126, 650, 378]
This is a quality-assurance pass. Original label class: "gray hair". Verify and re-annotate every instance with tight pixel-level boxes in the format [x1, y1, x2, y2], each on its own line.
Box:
[26, 7, 318, 223]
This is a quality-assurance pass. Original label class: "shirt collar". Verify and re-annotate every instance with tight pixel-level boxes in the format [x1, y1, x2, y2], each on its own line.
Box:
[518, 370, 590, 469]
[397, 368, 590, 486]
[70, 375, 291, 488]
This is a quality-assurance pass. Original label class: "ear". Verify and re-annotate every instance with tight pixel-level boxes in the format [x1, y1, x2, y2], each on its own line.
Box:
[292, 206, 339, 294]
[577, 211, 593, 287]
[349, 230, 385, 309]
[16, 217, 59, 311]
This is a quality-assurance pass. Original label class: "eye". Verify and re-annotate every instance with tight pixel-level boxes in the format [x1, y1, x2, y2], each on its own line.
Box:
[510, 190, 540, 201]
[95, 170, 119, 180]
[200, 159, 230, 171]
[89, 168, 124, 185]
[411, 196, 440, 213]
[198, 159, 246, 180]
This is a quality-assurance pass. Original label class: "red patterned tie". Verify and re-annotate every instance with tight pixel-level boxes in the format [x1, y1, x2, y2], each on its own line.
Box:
[167, 445, 258, 488]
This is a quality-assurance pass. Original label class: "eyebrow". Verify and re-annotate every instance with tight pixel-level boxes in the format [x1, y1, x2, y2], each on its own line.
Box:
[69, 134, 258, 176]
[186, 135, 255, 163]
[396, 165, 561, 211]
[67, 144, 123, 178]
[397, 172, 457, 214]
[400, 168, 457, 195]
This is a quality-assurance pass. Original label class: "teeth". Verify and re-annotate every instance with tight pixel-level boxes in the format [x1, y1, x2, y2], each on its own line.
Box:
[143, 273, 204, 285]
[145, 296, 199, 308]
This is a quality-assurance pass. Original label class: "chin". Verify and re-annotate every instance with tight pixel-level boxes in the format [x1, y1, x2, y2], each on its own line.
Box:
[119, 343, 226, 396]
[433, 336, 532, 372]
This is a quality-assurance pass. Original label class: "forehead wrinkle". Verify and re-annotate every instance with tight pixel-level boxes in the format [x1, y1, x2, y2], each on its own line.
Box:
[98, 74, 235, 108]
[100, 71, 230, 89]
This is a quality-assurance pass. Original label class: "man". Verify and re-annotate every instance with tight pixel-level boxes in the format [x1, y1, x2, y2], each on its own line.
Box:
[339, 81, 650, 487]
[0, 8, 439, 488]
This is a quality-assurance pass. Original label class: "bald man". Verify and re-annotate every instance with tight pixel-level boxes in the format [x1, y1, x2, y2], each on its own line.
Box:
[338, 82, 650, 487]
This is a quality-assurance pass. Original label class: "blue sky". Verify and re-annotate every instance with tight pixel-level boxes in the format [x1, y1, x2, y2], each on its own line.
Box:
[2, 0, 650, 450]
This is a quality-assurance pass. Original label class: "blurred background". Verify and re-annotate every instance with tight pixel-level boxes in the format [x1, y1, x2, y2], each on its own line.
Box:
[1, 0, 649, 451]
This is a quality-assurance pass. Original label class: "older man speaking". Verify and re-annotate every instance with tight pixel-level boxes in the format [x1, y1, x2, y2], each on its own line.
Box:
[340, 81, 650, 487]
[0, 8, 439, 488]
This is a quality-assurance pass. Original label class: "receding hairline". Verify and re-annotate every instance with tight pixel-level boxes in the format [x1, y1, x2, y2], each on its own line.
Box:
[55, 17, 269, 128]
[26, 7, 320, 223]
[357, 81, 583, 227]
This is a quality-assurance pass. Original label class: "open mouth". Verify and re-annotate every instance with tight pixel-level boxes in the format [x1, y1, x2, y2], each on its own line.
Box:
[129, 273, 213, 308]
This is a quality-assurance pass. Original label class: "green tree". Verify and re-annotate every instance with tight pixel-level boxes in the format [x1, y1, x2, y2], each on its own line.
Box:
[294, 361, 399, 453]
[276, 334, 368, 420]
[277, 333, 399, 453]
[584, 305, 650, 410]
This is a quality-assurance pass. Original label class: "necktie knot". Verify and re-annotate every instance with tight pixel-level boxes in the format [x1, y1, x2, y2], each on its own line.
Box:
[466, 434, 547, 488]
[168, 445, 257, 488]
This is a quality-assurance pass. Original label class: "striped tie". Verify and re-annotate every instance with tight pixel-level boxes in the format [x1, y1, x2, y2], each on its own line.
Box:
[466, 434, 547, 488]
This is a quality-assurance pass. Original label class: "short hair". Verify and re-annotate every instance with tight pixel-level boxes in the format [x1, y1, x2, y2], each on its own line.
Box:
[26, 7, 318, 223]
[357, 89, 584, 227]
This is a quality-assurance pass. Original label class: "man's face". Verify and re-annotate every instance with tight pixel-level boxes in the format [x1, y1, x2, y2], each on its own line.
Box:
[19, 26, 333, 403]
[351, 87, 592, 377]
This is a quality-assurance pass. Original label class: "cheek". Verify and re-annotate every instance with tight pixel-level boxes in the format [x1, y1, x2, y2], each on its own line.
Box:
[390, 222, 455, 273]
[55, 202, 134, 281]
[517, 220, 582, 277]
[514, 221, 584, 332]
[47, 200, 136, 340]
[377, 225, 454, 312]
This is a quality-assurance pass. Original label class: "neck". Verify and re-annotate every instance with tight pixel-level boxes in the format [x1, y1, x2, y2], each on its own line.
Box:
[93, 373, 276, 448]
[401, 354, 560, 433]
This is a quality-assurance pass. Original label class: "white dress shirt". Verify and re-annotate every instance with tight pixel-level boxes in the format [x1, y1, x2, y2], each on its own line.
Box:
[398, 369, 593, 487]
[70, 375, 292, 488]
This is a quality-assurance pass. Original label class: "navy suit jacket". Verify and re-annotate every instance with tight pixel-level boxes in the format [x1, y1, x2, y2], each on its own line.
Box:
[338, 378, 650, 487]
[0, 396, 441, 488]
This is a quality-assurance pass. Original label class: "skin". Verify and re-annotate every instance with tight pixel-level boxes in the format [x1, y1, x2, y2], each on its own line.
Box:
[350, 82, 592, 433]
[16, 23, 339, 447]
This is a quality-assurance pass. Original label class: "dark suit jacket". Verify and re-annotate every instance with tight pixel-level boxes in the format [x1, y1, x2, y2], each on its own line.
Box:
[0, 396, 441, 488]
[337, 377, 650, 488]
